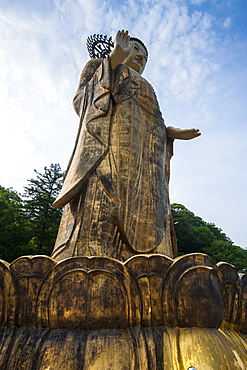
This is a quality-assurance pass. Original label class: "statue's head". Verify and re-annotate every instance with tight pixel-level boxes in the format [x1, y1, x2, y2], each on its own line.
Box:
[124, 37, 148, 75]
[86, 33, 148, 75]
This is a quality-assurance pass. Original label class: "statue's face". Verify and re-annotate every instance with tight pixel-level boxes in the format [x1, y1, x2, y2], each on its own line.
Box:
[124, 40, 147, 74]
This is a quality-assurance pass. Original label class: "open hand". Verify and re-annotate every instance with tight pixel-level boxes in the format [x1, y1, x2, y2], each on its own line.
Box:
[166, 127, 201, 140]
[115, 30, 134, 55]
[110, 30, 134, 70]
[114, 30, 133, 57]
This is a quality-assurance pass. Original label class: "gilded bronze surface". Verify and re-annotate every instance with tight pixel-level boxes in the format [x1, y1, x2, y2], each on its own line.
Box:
[51, 30, 200, 262]
[0, 253, 246, 369]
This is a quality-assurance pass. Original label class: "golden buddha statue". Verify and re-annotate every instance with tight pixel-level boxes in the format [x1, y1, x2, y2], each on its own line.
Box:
[51, 30, 200, 262]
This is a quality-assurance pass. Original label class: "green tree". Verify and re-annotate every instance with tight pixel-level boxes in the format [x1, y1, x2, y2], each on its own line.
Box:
[172, 203, 247, 270]
[171, 203, 204, 254]
[23, 163, 63, 255]
[202, 240, 247, 271]
[0, 186, 30, 261]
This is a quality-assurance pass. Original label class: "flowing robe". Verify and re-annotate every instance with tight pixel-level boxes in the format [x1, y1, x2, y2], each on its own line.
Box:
[51, 57, 177, 261]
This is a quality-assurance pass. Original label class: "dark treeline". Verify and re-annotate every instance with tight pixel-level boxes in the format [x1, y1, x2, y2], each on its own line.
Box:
[172, 203, 247, 271]
[0, 164, 63, 262]
[0, 164, 246, 270]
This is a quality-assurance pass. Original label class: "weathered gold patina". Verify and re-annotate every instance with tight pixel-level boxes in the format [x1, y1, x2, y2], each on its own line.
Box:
[0, 254, 246, 369]
[51, 30, 200, 262]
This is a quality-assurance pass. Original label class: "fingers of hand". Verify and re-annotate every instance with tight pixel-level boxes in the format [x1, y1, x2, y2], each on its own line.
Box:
[189, 128, 201, 137]
[193, 129, 201, 137]
[118, 30, 128, 40]
[122, 30, 129, 41]
[116, 30, 130, 47]
[180, 128, 201, 140]
[189, 131, 201, 139]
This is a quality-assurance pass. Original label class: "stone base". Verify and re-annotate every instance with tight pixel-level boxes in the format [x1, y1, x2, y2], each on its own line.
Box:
[0, 253, 246, 369]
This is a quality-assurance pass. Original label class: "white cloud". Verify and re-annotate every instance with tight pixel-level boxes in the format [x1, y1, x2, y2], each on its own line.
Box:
[223, 17, 231, 28]
[190, 0, 207, 4]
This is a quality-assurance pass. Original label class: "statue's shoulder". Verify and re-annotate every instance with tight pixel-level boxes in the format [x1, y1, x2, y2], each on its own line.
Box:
[82, 58, 103, 76]
[77, 58, 104, 90]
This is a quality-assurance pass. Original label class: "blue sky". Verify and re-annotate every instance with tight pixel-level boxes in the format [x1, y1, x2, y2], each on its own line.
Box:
[0, 0, 246, 248]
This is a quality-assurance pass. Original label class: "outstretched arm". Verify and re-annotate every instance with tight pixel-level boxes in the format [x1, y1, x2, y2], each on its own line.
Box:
[166, 126, 201, 140]
[110, 30, 134, 70]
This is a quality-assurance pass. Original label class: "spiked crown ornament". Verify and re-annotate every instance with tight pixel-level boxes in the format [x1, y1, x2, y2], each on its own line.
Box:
[86, 34, 114, 59]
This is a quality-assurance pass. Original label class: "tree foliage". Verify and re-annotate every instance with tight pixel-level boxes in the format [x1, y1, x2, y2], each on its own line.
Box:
[0, 164, 63, 261]
[22, 163, 63, 254]
[172, 203, 247, 270]
[0, 186, 29, 261]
